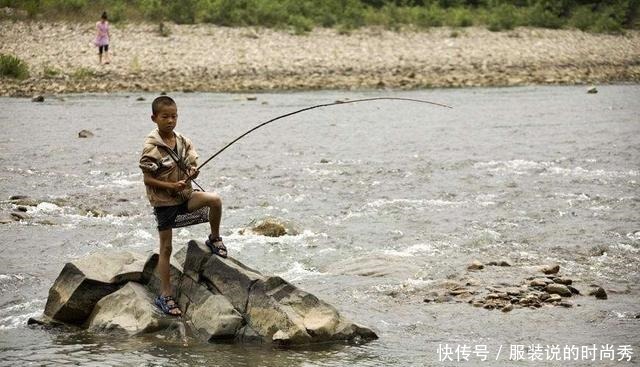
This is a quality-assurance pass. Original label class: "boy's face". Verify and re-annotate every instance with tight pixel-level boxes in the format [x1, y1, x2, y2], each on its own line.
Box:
[152, 104, 178, 135]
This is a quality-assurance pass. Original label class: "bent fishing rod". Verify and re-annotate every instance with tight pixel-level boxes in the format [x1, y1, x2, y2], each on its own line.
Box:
[186, 97, 453, 182]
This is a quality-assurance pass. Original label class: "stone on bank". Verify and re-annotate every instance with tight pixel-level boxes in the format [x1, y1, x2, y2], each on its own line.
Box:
[29, 240, 377, 346]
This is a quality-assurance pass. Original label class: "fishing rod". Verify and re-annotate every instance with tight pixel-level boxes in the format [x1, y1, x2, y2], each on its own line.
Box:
[186, 97, 452, 181]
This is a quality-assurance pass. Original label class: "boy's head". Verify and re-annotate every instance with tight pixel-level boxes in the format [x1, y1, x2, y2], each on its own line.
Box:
[151, 96, 178, 134]
[101, 11, 108, 20]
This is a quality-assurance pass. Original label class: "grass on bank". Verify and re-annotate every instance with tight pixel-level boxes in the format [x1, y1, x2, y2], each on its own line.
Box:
[0, 54, 30, 80]
[0, 0, 638, 34]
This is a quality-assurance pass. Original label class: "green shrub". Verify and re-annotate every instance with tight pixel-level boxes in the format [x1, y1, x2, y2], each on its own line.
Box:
[569, 6, 597, 31]
[569, 5, 625, 33]
[526, 4, 564, 29]
[0, 54, 29, 79]
[413, 5, 445, 28]
[72, 67, 96, 79]
[289, 14, 313, 34]
[43, 64, 60, 78]
[486, 3, 518, 31]
[446, 7, 474, 27]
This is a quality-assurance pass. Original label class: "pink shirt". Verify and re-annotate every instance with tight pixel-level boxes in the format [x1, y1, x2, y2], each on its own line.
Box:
[95, 21, 109, 46]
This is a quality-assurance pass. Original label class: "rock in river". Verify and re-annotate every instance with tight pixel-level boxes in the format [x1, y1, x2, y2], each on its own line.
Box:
[29, 240, 377, 345]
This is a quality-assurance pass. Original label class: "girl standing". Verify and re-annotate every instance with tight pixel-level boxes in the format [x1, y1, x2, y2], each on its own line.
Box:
[95, 11, 110, 64]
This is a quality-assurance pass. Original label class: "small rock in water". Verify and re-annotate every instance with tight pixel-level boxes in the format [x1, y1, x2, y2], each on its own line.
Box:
[467, 260, 484, 270]
[320, 158, 330, 164]
[541, 264, 560, 274]
[78, 129, 94, 138]
[530, 278, 551, 287]
[251, 218, 287, 237]
[501, 304, 514, 312]
[136, 96, 145, 101]
[567, 285, 581, 295]
[546, 284, 572, 297]
[588, 286, 607, 300]
[544, 294, 562, 303]
[553, 277, 572, 285]
[559, 301, 573, 308]
[246, 96, 257, 101]
[160, 91, 167, 95]
[17, 206, 28, 212]
[587, 86, 598, 94]
[32, 95, 45, 102]
[10, 212, 28, 221]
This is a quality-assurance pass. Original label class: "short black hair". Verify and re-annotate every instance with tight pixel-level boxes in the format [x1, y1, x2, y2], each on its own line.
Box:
[101, 11, 108, 20]
[152, 96, 176, 115]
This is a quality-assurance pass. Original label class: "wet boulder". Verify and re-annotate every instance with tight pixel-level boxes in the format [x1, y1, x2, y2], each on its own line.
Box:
[85, 282, 179, 334]
[177, 275, 244, 341]
[33, 240, 377, 346]
[42, 251, 149, 324]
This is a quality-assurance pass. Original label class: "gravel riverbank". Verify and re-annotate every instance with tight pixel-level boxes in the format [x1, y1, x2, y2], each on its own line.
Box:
[1, 21, 639, 96]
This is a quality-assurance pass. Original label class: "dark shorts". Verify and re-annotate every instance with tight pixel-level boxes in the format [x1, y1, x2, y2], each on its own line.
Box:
[98, 45, 109, 54]
[153, 201, 189, 231]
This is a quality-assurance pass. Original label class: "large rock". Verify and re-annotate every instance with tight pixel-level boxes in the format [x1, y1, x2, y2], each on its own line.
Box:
[34, 241, 378, 345]
[43, 251, 149, 324]
[85, 282, 179, 334]
[178, 275, 244, 341]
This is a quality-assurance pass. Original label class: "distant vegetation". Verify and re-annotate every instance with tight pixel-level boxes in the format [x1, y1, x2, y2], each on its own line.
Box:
[0, 54, 30, 79]
[0, 0, 638, 33]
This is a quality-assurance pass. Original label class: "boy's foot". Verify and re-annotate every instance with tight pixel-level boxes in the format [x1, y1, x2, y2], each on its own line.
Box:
[205, 235, 228, 258]
[155, 295, 181, 316]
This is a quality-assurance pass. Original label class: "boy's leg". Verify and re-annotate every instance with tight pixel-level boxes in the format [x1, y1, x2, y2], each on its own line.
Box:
[158, 228, 181, 315]
[187, 191, 222, 238]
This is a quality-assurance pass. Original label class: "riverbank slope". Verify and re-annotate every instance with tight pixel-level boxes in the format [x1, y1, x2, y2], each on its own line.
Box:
[1, 21, 639, 95]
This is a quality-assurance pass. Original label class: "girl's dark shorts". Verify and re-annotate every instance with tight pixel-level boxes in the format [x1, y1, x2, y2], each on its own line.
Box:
[98, 45, 109, 54]
[154, 201, 189, 231]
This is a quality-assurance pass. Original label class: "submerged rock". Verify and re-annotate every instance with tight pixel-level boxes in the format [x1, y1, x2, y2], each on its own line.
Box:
[467, 260, 484, 270]
[589, 286, 608, 300]
[546, 284, 572, 297]
[541, 264, 560, 275]
[78, 129, 94, 138]
[31, 241, 377, 345]
[248, 218, 289, 237]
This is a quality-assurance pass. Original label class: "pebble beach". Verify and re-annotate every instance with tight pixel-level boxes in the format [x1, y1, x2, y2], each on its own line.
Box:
[1, 21, 640, 95]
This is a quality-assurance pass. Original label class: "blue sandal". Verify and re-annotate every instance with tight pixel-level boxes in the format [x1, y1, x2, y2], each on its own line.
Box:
[155, 295, 181, 316]
[206, 235, 228, 258]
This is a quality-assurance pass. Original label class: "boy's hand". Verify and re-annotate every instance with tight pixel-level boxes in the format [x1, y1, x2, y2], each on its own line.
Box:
[188, 167, 199, 179]
[173, 180, 187, 191]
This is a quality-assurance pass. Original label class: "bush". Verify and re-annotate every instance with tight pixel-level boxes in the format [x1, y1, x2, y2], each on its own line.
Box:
[72, 67, 96, 79]
[413, 5, 445, 28]
[0, 54, 29, 79]
[43, 64, 60, 78]
[446, 7, 474, 27]
[569, 5, 625, 33]
[486, 4, 518, 31]
[526, 4, 564, 29]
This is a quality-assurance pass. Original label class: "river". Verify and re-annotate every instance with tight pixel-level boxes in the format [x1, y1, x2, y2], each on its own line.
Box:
[0, 85, 638, 366]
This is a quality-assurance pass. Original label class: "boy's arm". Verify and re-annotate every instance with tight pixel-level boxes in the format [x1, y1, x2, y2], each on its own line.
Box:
[143, 172, 186, 191]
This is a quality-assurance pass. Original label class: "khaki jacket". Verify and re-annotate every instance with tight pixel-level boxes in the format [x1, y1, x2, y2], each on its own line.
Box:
[139, 129, 199, 207]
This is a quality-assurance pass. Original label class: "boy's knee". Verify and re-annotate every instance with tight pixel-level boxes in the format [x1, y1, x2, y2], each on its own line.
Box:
[208, 193, 222, 208]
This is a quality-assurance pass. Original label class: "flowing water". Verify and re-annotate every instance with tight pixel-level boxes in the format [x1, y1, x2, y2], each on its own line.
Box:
[0, 85, 638, 366]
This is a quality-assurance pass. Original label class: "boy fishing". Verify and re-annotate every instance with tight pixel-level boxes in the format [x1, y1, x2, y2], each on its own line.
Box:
[139, 96, 228, 316]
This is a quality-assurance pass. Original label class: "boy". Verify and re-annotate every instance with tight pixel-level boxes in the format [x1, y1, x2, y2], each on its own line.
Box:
[139, 96, 228, 316]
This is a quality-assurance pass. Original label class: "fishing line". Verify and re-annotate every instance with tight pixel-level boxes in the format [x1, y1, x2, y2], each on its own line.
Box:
[187, 97, 452, 181]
